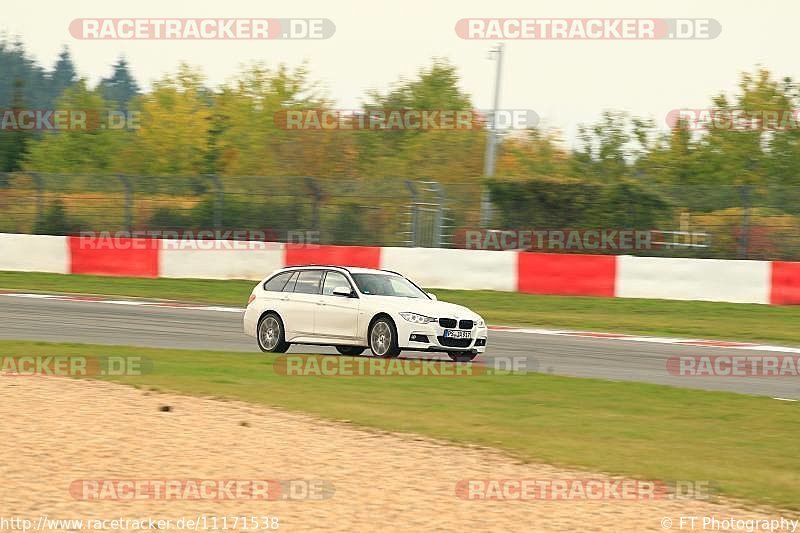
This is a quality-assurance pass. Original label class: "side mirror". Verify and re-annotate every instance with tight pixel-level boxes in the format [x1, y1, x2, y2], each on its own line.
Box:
[427, 292, 437, 301]
[332, 286, 354, 297]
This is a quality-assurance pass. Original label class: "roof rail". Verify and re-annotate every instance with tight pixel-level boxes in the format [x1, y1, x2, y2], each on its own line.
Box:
[284, 264, 352, 273]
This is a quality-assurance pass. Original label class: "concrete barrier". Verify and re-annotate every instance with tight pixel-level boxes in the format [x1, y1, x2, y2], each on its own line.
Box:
[68, 236, 159, 277]
[517, 252, 616, 297]
[616, 255, 771, 304]
[381, 247, 517, 291]
[1, 233, 799, 305]
[0, 233, 69, 274]
[160, 240, 284, 280]
[770, 261, 800, 305]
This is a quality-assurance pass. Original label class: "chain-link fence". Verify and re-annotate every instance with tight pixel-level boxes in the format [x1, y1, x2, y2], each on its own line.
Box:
[0, 172, 481, 248]
[1, 172, 800, 260]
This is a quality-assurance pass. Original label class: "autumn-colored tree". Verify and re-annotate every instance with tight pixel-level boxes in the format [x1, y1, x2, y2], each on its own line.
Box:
[124, 64, 211, 177]
[356, 60, 481, 181]
[212, 63, 357, 178]
[494, 129, 571, 181]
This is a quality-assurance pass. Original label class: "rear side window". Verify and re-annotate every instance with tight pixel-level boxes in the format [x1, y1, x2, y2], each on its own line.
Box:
[293, 270, 324, 294]
[282, 271, 300, 292]
[263, 271, 293, 292]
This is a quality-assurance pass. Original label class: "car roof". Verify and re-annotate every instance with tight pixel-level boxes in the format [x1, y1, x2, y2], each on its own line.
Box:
[272, 265, 401, 276]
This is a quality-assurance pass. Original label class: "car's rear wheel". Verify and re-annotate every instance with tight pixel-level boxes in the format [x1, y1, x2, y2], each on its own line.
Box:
[336, 346, 366, 356]
[257, 313, 290, 353]
[448, 351, 478, 362]
[369, 317, 400, 358]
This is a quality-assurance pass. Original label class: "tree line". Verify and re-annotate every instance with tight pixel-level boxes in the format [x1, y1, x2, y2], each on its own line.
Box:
[1, 38, 798, 192]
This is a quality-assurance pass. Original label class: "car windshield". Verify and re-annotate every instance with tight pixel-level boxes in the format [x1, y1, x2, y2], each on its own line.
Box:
[350, 273, 429, 299]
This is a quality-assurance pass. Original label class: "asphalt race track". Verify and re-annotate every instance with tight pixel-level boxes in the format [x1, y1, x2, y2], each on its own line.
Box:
[1, 294, 798, 400]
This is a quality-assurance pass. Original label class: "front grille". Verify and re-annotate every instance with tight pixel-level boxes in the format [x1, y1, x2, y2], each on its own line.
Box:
[458, 320, 474, 330]
[439, 318, 457, 328]
[437, 336, 472, 348]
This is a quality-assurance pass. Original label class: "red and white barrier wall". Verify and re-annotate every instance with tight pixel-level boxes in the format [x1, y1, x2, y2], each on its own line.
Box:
[1, 233, 800, 305]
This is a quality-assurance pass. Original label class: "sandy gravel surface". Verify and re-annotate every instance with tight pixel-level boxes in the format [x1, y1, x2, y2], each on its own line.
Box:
[0, 376, 793, 532]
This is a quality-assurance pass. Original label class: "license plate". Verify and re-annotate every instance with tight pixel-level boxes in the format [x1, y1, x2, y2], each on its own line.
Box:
[444, 329, 471, 339]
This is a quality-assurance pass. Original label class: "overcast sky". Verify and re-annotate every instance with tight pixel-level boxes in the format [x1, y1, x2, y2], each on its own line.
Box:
[4, 0, 795, 146]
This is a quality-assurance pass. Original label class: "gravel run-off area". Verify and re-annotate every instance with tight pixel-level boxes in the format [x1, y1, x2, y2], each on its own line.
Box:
[0, 376, 794, 532]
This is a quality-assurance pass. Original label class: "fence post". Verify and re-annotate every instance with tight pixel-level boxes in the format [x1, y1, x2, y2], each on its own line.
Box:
[30, 172, 44, 232]
[304, 177, 322, 234]
[208, 174, 224, 230]
[117, 174, 133, 233]
[405, 180, 418, 247]
[431, 181, 444, 248]
[738, 184, 751, 260]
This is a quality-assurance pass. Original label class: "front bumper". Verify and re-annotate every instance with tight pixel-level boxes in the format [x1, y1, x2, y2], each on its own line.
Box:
[396, 317, 488, 353]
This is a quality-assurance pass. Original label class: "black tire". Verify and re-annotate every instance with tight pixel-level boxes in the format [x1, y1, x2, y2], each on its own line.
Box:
[336, 346, 366, 356]
[368, 316, 400, 358]
[257, 313, 290, 353]
[448, 351, 478, 362]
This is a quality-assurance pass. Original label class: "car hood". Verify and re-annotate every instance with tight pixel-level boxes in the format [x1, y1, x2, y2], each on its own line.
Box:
[363, 296, 480, 320]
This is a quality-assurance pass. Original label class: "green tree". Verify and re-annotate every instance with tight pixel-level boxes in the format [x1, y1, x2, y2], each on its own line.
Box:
[0, 78, 31, 176]
[98, 56, 141, 112]
[49, 47, 79, 104]
[24, 80, 128, 173]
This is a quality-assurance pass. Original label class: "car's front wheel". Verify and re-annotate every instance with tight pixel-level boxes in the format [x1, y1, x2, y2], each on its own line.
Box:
[448, 351, 478, 362]
[257, 313, 290, 353]
[336, 346, 366, 356]
[369, 317, 400, 358]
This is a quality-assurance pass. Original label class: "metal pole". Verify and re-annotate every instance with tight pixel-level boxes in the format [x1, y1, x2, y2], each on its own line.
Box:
[31, 172, 43, 233]
[481, 43, 504, 228]
[405, 180, 418, 247]
[304, 177, 322, 234]
[738, 184, 751, 260]
[208, 174, 223, 230]
[432, 181, 444, 248]
[117, 174, 133, 233]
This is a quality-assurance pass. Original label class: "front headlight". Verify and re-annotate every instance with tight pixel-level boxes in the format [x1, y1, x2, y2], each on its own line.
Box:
[476, 317, 485, 327]
[400, 312, 437, 324]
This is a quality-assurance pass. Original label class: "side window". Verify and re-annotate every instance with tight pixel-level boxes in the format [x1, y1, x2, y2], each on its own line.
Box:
[293, 270, 324, 294]
[282, 271, 300, 292]
[322, 271, 351, 296]
[263, 271, 293, 292]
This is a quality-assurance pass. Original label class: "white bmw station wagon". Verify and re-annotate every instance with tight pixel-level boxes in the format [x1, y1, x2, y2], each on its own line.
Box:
[243, 266, 488, 361]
